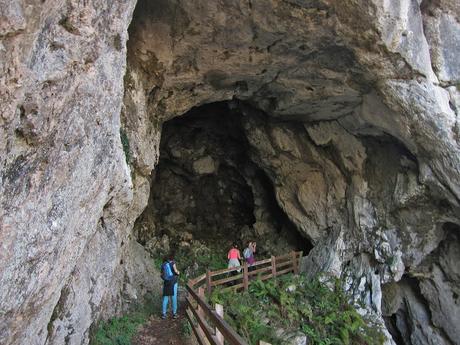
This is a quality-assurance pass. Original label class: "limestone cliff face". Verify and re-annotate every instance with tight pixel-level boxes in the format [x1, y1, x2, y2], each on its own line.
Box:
[0, 1, 155, 345]
[1, 0, 459, 345]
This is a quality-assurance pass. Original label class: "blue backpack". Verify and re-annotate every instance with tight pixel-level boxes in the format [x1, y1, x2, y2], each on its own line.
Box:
[161, 261, 174, 281]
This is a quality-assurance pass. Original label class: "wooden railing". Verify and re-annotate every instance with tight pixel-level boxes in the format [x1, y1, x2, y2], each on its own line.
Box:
[185, 251, 303, 345]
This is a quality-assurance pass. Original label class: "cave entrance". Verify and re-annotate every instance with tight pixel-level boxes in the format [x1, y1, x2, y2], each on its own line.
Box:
[135, 101, 312, 265]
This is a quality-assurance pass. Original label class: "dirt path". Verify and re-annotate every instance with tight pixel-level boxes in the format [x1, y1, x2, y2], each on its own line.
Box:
[132, 308, 194, 345]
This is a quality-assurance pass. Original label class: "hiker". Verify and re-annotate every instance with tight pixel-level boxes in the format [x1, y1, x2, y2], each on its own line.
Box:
[243, 240, 256, 272]
[227, 242, 242, 277]
[161, 254, 180, 319]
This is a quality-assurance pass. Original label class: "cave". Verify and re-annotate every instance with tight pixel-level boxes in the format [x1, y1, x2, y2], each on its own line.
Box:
[2, 1, 460, 345]
[135, 101, 313, 261]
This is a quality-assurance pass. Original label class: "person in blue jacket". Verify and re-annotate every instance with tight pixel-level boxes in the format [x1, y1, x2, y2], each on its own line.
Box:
[160, 254, 180, 319]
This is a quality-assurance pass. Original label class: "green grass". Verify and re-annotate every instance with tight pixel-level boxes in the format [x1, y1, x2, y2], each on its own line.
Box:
[91, 313, 145, 345]
[181, 319, 192, 337]
[90, 293, 159, 345]
[209, 274, 386, 345]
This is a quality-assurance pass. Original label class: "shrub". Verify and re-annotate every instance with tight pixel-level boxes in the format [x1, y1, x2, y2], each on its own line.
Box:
[209, 274, 386, 345]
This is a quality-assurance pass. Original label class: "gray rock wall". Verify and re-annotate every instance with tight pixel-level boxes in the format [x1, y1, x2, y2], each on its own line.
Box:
[0, 1, 158, 345]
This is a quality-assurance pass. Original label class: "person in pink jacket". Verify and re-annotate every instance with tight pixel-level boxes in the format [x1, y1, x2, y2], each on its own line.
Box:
[227, 242, 242, 273]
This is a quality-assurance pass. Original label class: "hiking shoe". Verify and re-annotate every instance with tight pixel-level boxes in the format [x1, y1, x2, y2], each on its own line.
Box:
[173, 314, 178, 319]
[161, 314, 166, 320]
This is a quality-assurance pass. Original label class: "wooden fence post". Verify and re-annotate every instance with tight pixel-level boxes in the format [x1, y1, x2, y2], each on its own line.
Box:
[215, 303, 224, 345]
[206, 270, 212, 295]
[243, 262, 249, 291]
[271, 255, 277, 278]
[292, 251, 298, 274]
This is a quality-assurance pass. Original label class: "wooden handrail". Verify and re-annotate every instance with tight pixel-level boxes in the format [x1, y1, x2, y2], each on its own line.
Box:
[186, 283, 249, 345]
[208, 256, 279, 278]
[247, 265, 272, 276]
[208, 264, 244, 277]
[185, 250, 303, 345]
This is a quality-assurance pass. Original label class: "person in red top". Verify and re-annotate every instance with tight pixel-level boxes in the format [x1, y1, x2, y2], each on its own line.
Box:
[227, 242, 242, 273]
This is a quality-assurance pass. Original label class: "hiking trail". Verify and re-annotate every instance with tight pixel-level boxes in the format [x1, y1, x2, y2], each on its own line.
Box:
[132, 308, 193, 345]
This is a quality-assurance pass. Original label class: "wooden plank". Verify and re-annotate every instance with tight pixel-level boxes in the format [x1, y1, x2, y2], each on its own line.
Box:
[227, 282, 244, 291]
[276, 266, 294, 276]
[215, 304, 224, 345]
[248, 265, 272, 276]
[209, 265, 242, 277]
[209, 258, 271, 279]
[271, 256, 277, 278]
[257, 273, 274, 282]
[211, 273, 243, 287]
[186, 299, 212, 345]
[186, 284, 249, 345]
[259, 341, 272, 345]
[187, 298, 219, 345]
[252, 258, 272, 266]
[186, 307, 208, 345]
[292, 251, 298, 274]
[190, 274, 207, 288]
[197, 287, 208, 343]
[221, 282, 245, 293]
[195, 273, 207, 283]
[275, 260, 293, 269]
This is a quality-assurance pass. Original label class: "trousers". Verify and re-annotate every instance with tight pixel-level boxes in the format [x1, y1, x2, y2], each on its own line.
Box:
[162, 282, 178, 315]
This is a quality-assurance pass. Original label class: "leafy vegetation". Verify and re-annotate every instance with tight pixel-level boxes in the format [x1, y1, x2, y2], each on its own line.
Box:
[209, 274, 386, 345]
[152, 244, 228, 285]
[90, 293, 159, 345]
[210, 286, 280, 344]
[181, 319, 192, 337]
